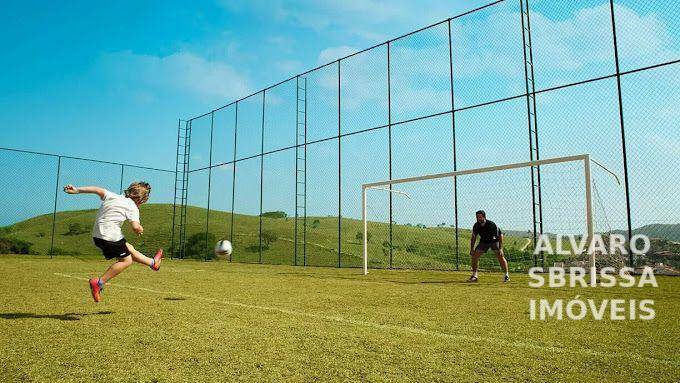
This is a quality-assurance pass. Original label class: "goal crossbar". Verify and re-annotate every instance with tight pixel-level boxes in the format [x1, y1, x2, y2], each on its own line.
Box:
[361, 154, 598, 275]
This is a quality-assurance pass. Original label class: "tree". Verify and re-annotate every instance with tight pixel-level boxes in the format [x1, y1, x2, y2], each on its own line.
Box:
[262, 211, 287, 219]
[184, 232, 217, 259]
[261, 230, 278, 249]
[0, 237, 34, 254]
[356, 231, 372, 242]
[65, 222, 88, 236]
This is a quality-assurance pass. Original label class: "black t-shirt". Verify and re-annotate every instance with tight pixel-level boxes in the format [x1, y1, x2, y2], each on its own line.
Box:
[472, 220, 502, 243]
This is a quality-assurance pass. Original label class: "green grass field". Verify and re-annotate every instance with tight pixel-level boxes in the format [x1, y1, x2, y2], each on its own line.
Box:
[1, 255, 678, 382]
[4, 204, 557, 271]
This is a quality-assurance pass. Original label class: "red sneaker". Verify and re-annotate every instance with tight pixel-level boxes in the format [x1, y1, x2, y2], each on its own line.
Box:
[151, 249, 163, 271]
[89, 278, 102, 302]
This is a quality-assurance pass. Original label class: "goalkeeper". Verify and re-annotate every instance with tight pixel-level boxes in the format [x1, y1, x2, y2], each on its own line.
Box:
[468, 210, 509, 282]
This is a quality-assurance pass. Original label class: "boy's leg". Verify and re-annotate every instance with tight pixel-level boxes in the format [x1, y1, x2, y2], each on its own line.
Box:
[100, 255, 133, 283]
[126, 243, 163, 270]
[126, 243, 153, 266]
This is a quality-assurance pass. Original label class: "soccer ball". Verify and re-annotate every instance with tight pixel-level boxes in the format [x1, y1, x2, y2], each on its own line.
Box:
[214, 240, 232, 258]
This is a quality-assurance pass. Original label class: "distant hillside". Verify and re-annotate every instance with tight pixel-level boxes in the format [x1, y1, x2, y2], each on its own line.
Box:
[0, 203, 543, 270]
[612, 224, 680, 243]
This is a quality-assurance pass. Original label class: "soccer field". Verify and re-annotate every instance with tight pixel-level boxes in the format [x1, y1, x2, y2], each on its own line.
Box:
[1, 255, 678, 382]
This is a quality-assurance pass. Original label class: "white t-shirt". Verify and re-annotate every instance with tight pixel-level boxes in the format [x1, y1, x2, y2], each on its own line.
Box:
[92, 190, 140, 242]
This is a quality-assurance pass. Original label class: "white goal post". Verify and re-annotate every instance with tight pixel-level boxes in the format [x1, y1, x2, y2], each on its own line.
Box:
[361, 154, 619, 275]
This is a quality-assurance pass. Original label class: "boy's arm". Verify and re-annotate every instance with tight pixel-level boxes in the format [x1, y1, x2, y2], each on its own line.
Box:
[63, 185, 107, 200]
[130, 221, 144, 235]
[126, 203, 143, 235]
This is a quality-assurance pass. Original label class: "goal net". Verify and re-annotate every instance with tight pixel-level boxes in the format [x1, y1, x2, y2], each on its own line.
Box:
[361, 154, 620, 275]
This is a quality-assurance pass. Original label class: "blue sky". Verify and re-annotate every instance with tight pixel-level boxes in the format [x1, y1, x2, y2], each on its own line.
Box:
[1, 0, 679, 235]
[0, 0, 489, 169]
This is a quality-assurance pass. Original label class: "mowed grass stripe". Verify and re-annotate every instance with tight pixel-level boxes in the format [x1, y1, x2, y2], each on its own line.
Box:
[54, 271, 680, 367]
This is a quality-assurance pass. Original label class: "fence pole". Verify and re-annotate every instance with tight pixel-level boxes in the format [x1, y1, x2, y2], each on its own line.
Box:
[230, 103, 238, 262]
[49, 156, 62, 258]
[294, 76, 300, 266]
[387, 41, 393, 270]
[609, 0, 634, 267]
[448, 19, 460, 271]
[259, 91, 266, 264]
[206, 112, 214, 261]
[119, 164, 124, 194]
[337, 59, 342, 268]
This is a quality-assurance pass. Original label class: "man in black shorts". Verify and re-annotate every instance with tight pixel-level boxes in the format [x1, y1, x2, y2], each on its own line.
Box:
[469, 210, 509, 282]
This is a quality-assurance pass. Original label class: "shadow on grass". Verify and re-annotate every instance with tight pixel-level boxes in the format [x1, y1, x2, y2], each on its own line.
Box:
[163, 297, 186, 301]
[387, 280, 469, 285]
[0, 311, 114, 321]
[275, 272, 363, 281]
[275, 272, 468, 285]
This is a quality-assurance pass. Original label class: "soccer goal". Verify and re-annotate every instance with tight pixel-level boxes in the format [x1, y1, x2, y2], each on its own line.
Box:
[361, 154, 620, 275]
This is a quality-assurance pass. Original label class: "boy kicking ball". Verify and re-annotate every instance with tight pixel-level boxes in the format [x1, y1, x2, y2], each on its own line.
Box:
[63, 182, 163, 302]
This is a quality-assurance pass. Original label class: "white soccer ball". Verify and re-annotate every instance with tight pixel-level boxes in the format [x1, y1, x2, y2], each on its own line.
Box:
[214, 240, 232, 257]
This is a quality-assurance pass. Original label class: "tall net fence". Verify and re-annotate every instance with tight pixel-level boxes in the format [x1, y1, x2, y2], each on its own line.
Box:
[1, 1, 676, 274]
[121, 0, 680, 273]
[0, 148, 174, 258]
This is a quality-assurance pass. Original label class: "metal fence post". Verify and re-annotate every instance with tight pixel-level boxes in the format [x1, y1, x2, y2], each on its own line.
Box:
[119, 164, 124, 194]
[259, 91, 266, 264]
[609, 0, 634, 267]
[294, 76, 300, 267]
[230, 102, 238, 262]
[387, 41, 393, 270]
[448, 18, 460, 271]
[337, 59, 342, 268]
[206, 112, 214, 261]
[49, 156, 62, 258]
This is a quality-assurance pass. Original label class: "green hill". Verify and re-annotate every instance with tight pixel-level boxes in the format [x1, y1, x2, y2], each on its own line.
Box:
[1, 204, 546, 270]
[612, 224, 680, 243]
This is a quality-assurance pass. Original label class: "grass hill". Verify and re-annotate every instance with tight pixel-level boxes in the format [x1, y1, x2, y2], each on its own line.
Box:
[612, 224, 680, 243]
[1, 204, 564, 271]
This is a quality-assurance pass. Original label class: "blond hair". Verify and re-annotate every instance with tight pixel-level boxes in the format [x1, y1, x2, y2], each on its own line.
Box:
[124, 181, 151, 205]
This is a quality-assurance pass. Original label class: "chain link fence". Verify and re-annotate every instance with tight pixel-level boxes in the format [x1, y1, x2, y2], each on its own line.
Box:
[3, 0, 676, 274]
[175, 0, 679, 273]
[0, 147, 174, 259]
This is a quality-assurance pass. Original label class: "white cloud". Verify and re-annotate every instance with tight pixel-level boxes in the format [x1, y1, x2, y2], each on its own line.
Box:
[97, 51, 252, 102]
[450, 3, 677, 89]
[216, 1, 677, 93]
[317, 46, 359, 64]
[613, 3, 678, 66]
[311, 2, 680, 114]
[530, 3, 677, 84]
[220, 0, 489, 43]
[530, 5, 614, 71]
[314, 46, 392, 113]
[266, 35, 295, 53]
[276, 59, 303, 73]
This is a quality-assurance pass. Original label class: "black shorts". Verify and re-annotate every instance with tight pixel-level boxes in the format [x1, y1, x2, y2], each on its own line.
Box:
[93, 237, 131, 260]
[475, 241, 500, 253]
